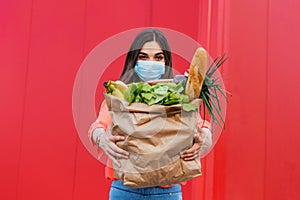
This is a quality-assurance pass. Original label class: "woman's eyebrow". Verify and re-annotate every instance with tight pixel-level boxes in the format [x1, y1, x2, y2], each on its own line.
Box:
[138, 52, 148, 55]
[139, 51, 164, 55]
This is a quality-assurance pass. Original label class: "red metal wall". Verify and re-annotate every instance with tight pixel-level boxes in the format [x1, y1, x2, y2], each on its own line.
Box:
[1, 0, 300, 199]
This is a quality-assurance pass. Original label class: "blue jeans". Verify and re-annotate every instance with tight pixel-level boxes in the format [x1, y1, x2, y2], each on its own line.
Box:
[109, 180, 182, 200]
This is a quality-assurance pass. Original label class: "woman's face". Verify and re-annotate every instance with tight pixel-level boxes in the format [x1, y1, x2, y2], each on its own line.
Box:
[137, 41, 165, 62]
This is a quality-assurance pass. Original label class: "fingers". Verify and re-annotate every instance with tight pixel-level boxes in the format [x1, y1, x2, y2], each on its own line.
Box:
[182, 144, 201, 155]
[180, 143, 201, 161]
[107, 141, 129, 159]
[101, 134, 129, 168]
[108, 135, 129, 157]
[109, 135, 126, 143]
[105, 142, 128, 168]
[181, 152, 200, 161]
[180, 133, 204, 161]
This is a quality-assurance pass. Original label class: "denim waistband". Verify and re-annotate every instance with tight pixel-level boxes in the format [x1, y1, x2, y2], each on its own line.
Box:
[111, 180, 182, 195]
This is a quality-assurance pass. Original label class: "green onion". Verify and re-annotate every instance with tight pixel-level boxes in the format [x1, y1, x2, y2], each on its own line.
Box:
[200, 53, 231, 130]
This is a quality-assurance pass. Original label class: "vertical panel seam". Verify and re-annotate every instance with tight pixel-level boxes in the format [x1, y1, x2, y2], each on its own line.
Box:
[16, 0, 34, 199]
[263, 0, 270, 199]
[213, 1, 228, 200]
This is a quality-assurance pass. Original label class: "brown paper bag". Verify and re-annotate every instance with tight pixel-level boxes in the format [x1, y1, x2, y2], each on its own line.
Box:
[105, 93, 202, 188]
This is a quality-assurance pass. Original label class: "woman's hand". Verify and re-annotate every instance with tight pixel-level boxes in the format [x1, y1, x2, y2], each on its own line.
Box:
[180, 127, 211, 161]
[93, 128, 129, 168]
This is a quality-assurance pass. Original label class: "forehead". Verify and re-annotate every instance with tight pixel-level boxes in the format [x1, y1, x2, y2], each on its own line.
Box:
[140, 41, 163, 52]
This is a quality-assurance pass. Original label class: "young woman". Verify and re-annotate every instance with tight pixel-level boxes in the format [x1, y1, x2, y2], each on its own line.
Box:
[88, 28, 212, 200]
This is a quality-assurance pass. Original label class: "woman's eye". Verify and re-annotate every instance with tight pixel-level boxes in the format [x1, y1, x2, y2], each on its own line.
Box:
[138, 55, 148, 60]
[155, 55, 164, 61]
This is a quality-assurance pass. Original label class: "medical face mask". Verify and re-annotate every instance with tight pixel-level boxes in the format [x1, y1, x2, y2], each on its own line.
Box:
[134, 60, 166, 81]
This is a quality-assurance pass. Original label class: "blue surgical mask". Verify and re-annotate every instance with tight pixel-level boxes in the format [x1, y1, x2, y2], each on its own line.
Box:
[134, 61, 165, 81]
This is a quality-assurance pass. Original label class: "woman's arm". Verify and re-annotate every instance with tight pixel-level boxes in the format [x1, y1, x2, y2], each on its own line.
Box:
[94, 126, 129, 167]
[199, 127, 212, 156]
[88, 101, 129, 167]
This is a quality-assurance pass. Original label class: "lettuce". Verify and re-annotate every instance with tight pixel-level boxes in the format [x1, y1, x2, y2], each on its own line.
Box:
[124, 82, 196, 111]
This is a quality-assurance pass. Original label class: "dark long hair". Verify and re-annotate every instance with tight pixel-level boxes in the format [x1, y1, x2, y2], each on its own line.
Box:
[120, 28, 173, 83]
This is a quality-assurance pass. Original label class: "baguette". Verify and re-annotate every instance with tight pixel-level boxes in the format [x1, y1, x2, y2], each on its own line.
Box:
[185, 48, 207, 99]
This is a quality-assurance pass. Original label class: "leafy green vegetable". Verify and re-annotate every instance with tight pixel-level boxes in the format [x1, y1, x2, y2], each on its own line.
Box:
[124, 82, 196, 111]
